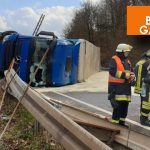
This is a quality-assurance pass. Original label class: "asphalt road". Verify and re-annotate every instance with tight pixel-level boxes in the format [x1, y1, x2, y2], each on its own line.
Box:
[43, 91, 141, 122]
[66, 92, 141, 122]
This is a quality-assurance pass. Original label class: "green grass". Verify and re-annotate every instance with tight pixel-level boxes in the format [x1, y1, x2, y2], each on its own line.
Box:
[0, 89, 65, 150]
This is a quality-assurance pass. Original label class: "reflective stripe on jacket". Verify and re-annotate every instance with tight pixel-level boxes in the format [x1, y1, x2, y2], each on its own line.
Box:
[134, 59, 146, 94]
[115, 95, 131, 102]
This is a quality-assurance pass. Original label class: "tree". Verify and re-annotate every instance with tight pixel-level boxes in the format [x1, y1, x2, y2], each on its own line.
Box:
[63, 1, 97, 43]
[63, 0, 150, 67]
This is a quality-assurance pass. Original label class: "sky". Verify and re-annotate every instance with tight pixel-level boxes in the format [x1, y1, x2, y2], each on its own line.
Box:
[0, 0, 100, 37]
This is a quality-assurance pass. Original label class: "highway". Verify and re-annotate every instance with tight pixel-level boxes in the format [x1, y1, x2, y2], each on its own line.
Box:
[42, 91, 141, 122]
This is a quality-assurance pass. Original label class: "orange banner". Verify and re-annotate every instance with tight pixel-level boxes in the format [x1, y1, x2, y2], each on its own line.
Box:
[127, 6, 150, 35]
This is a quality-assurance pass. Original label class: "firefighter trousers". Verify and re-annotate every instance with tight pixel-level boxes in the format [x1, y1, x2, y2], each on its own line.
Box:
[112, 101, 129, 124]
[140, 96, 150, 118]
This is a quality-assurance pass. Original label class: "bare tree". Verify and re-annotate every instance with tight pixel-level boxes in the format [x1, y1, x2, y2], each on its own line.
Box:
[62, 0, 150, 66]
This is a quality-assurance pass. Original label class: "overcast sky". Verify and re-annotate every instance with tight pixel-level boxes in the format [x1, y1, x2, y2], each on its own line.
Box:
[0, 0, 100, 37]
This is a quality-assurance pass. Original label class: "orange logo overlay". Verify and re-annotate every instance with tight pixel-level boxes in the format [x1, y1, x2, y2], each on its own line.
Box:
[127, 6, 150, 35]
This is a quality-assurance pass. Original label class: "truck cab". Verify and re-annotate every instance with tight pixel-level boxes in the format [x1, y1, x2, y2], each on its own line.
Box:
[0, 31, 79, 86]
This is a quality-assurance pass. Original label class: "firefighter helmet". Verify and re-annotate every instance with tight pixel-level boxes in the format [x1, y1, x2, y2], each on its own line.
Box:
[145, 49, 150, 57]
[116, 43, 133, 52]
[141, 49, 150, 58]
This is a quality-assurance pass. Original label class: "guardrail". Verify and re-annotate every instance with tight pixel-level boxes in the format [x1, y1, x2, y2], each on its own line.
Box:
[5, 69, 150, 150]
[39, 91, 150, 150]
[5, 69, 112, 150]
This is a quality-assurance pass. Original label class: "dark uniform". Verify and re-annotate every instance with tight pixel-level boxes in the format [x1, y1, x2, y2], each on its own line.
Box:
[108, 52, 133, 126]
[134, 55, 150, 126]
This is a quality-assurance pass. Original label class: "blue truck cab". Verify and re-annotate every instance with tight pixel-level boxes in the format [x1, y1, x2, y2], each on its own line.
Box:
[0, 31, 80, 87]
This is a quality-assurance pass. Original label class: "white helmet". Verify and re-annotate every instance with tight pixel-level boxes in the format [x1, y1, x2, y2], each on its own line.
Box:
[116, 43, 133, 52]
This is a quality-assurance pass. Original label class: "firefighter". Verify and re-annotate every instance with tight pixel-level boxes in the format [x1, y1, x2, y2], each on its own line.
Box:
[134, 49, 150, 127]
[108, 43, 135, 127]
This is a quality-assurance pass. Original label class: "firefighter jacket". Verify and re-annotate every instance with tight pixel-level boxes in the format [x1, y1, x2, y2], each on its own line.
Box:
[134, 57, 150, 94]
[108, 53, 133, 102]
[134, 57, 150, 116]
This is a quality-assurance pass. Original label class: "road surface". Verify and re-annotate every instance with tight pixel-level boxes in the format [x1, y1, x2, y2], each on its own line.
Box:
[42, 91, 141, 122]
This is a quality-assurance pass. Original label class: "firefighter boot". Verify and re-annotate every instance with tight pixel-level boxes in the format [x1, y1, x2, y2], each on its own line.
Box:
[119, 120, 129, 128]
[140, 116, 150, 127]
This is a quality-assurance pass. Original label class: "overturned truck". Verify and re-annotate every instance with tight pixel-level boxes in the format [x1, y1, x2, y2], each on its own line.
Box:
[0, 31, 100, 87]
